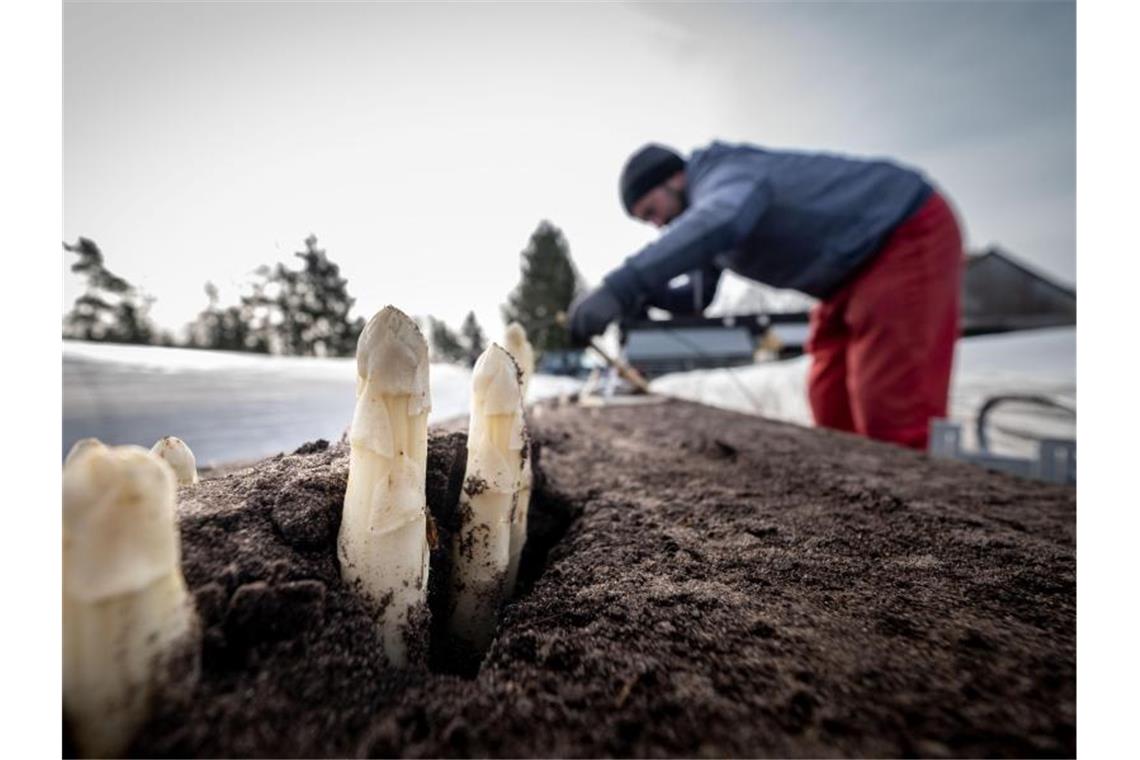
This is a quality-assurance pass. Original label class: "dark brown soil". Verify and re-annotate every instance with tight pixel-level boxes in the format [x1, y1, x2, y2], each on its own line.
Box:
[119, 399, 1073, 758]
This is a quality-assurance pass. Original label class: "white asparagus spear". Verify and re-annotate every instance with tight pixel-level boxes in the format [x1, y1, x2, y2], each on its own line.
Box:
[448, 344, 527, 655]
[151, 436, 199, 485]
[503, 322, 535, 400]
[63, 444, 199, 758]
[64, 437, 105, 467]
[504, 446, 532, 600]
[501, 323, 536, 597]
[338, 305, 431, 667]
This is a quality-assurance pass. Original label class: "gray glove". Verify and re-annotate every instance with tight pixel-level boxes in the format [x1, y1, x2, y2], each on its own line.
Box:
[567, 286, 623, 347]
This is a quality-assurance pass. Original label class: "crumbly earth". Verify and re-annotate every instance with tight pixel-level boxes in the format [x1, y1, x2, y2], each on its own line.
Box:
[115, 398, 1073, 758]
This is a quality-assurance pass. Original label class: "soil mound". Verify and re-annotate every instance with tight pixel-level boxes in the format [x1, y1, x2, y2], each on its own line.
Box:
[115, 399, 1072, 758]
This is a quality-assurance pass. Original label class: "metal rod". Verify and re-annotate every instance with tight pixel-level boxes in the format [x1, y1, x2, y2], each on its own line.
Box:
[585, 338, 652, 395]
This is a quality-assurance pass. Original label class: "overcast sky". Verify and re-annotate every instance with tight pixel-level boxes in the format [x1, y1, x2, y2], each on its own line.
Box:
[63, 0, 1075, 339]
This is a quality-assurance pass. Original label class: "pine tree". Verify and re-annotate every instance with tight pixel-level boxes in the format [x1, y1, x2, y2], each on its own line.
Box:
[460, 311, 487, 368]
[501, 220, 582, 355]
[187, 281, 269, 353]
[428, 317, 467, 364]
[63, 238, 156, 344]
[244, 235, 364, 356]
[188, 282, 223, 349]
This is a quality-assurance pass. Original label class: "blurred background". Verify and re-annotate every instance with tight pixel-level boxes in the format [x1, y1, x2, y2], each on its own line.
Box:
[63, 1, 1075, 470]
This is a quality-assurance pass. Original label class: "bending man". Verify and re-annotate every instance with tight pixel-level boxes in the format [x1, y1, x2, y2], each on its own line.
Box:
[568, 141, 963, 450]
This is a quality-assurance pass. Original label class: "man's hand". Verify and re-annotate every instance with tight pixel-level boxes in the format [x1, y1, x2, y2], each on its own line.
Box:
[567, 286, 623, 346]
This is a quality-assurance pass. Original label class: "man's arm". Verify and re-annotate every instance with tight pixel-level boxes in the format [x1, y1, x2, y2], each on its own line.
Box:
[645, 262, 724, 315]
[603, 171, 769, 313]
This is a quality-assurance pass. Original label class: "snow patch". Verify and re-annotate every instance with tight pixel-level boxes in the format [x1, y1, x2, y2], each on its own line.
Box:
[63, 342, 581, 466]
[651, 327, 1075, 458]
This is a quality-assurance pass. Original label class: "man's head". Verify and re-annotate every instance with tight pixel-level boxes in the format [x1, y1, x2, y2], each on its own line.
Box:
[620, 143, 687, 228]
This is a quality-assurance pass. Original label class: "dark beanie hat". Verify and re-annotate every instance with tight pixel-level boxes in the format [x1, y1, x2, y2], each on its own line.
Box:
[620, 143, 685, 215]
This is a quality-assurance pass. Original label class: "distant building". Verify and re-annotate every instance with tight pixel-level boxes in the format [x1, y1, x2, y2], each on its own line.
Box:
[623, 326, 755, 378]
[962, 248, 1076, 335]
[537, 349, 591, 377]
[620, 314, 773, 378]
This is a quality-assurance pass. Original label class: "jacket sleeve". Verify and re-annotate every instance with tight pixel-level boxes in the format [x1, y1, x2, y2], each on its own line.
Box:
[603, 169, 769, 312]
[645, 262, 724, 315]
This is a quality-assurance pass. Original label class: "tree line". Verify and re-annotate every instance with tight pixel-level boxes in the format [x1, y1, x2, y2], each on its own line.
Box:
[63, 220, 584, 366]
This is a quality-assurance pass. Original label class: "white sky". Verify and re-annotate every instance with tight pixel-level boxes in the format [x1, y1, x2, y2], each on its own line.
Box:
[63, 0, 1075, 340]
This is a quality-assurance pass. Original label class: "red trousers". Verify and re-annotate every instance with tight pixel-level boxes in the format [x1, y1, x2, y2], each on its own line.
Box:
[806, 192, 963, 450]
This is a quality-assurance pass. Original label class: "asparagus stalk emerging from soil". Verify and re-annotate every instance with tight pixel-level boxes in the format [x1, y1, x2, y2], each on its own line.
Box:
[503, 322, 534, 400]
[63, 444, 200, 759]
[448, 344, 527, 655]
[151, 436, 199, 485]
[502, 323, 536, 597]
[339, 305, 431, 667]
[64, 437, 105, 467]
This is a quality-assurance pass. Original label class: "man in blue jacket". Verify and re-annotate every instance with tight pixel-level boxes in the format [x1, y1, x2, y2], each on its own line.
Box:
[567, 141, 963, 450]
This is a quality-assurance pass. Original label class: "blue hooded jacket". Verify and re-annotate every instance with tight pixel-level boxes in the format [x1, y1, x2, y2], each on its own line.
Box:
[603, 141, 933, 313]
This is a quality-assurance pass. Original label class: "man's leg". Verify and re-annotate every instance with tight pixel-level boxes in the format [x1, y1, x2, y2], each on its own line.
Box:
[844, 192, 963, 449]
[806, 301, 857, 434]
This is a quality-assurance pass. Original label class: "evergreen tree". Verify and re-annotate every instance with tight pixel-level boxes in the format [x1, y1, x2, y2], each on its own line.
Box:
[188, 282, 223, 348]
[501, 220, 582, 355]
[244, 235, 364, 356]
[220, 304, 271, 353]
[187, 281, 268, 353]
[460, 311, 487, 367]
[240, 273, 276, 353]
[63, 238, 156, 344]
[428, 317, 467, 364]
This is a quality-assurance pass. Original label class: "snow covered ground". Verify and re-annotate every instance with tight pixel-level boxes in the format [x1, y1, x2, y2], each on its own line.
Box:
[63, 328, 1074, 466]
[651, 326, 1075, 458]
[62, 342, 581, 466]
